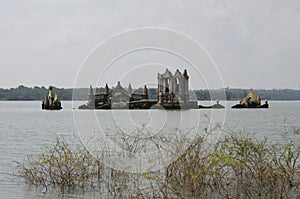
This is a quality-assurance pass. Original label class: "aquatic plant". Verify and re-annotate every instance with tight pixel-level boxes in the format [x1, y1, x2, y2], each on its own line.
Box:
[18, 139, 102, 192]
[17, 132, 300, 198]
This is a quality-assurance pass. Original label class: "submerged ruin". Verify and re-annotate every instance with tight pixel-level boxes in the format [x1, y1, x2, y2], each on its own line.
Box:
[153, 69, 198, 109]
[78, 81, 154, 109]
[78, 69, 212, 110]
[232, 89, 268, 108]
[42, 86, 62, 110]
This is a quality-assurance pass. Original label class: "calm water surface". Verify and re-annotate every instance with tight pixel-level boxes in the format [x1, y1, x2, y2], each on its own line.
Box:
[0, 101, 299, 198]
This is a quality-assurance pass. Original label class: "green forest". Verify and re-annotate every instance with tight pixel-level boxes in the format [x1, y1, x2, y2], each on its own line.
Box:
[0, 85, 300, 101]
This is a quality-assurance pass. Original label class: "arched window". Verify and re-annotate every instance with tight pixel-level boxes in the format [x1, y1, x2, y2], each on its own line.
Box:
[165, 78, 170, 92]
[175, 78, 179, 92]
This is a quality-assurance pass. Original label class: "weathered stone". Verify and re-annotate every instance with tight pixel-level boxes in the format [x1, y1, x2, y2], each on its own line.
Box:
[155, 68, 197, 109]
[78, 68, 224, 110]
[42, 86, 62, 110]
[232, 89, 268, 108]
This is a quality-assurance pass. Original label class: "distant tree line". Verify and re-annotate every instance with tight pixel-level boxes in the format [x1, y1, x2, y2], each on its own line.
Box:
[0, 85, 86, 101]
[188, 88, 300, 100]
[0, 85, 300, 101]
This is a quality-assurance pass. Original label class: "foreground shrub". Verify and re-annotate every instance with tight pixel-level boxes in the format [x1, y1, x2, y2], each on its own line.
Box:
[18, 139, 102, 192]
[18, 133, 300, 198]
[210, 133, 300, 198]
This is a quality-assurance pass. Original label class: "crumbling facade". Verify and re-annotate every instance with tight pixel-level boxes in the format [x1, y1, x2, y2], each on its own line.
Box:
[80, 81, 149, 109]
[157, 69, 189, 103]
[156, 69, 197, 109]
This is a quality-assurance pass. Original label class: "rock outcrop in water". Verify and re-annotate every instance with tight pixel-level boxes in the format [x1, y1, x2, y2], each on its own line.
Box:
[199, 100, 225, 109]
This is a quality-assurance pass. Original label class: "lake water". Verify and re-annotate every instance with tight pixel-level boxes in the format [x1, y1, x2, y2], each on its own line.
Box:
[0, 101, 299, 198]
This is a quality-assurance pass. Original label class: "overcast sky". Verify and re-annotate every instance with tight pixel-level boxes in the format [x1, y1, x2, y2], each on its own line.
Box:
[0, 0, 299, 89]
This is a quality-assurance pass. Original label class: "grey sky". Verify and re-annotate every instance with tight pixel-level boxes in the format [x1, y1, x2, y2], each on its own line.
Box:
[0, 0, 299, 89]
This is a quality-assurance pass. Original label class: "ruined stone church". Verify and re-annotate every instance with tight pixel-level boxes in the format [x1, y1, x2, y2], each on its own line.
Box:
[79, 68, 198, 109]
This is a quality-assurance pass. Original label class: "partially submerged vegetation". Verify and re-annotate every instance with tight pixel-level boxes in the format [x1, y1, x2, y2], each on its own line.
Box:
[18, 132, 300, 198]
